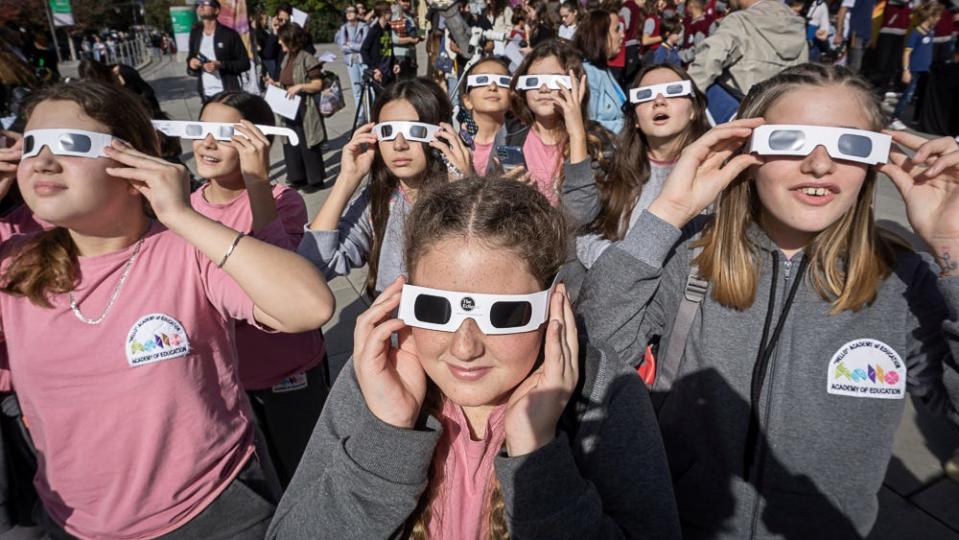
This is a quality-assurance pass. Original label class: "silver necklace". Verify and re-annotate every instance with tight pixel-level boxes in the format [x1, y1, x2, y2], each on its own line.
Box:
[68, 230, 147, 325]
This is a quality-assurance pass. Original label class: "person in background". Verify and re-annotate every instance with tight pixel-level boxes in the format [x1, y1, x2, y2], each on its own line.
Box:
[525, 0, 560, 49]
[873, 0, 911, 92]
[30, 33, 59, 84]
[804, 0, 830, 61]
[619, 0, 645, 86]
[336, 6, 370, 120]
[485, 0, 515, 35]
[559, 0, 583, 39]
[641, 0, 669, 65]
[391, 0, 421, 79]
[688, 0, 807, 98]
[932, 0, 958, 66]
[891, 1, 943, 130]
[575, 9, 628, 133]
[652, 16, 683, 65]
[275, 23, 328, 188]
[834, 0, 874, 73]
[682, 0, 714, 57]
[186, 0, 251, 102]
[361, 1, 399, 87]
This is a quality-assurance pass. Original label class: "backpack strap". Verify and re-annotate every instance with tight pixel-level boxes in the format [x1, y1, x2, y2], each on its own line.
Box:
[650, 244, 707, 409]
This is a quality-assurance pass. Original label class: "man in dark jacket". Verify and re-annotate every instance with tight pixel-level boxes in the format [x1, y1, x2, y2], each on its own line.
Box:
[186, 0, 250, 101]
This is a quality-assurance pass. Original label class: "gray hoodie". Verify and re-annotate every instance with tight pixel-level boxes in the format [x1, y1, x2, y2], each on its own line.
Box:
[267, 344, 682, 539]
[688, 0, 809, 96]
[580, 210, 959, 539]
[297, 185, 410, 295]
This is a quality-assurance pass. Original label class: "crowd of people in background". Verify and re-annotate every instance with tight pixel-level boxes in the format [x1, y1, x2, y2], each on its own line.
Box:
[1, 0, 959, 537]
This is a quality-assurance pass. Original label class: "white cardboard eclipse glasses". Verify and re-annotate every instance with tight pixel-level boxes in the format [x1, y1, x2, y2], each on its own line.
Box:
[22, 129, 119, 159]
[466, 74, 512, 89]
[151, 120, 300, 146]
[515, 74, 572, 91]
[373, 121, 440, 143]
[398, 284, 552, 335]
[749, 124, 891, 165]
[629, 80, 694, 104]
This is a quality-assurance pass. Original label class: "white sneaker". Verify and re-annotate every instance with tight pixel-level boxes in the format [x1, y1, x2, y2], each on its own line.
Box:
[884, 91, 899, 100]
[889, 119, 908, 131]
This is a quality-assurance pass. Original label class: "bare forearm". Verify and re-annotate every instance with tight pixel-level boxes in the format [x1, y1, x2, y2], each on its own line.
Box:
[246, 181, 280, 233]
[310, 175, 361, 230]
[166, 209, 335, 331]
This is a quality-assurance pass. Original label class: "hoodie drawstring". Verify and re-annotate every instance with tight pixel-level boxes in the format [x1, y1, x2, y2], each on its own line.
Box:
[743, 251, 809, 482]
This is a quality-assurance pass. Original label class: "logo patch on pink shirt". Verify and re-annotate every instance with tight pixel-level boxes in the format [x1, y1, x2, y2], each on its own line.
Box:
[126, 313, 191, 367]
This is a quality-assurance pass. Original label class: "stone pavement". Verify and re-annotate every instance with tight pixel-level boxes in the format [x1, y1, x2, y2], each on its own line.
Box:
[65, 45, 959, 537]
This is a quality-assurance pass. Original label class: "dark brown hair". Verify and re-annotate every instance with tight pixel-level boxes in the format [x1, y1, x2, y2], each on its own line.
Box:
[278, 22, 309, 53]
[403, 176, 568, 539]
[0, 80, 160, 307]
[660, 15, 682, 38]
[574, 10, 615, 66]
[367, 77, 452, 297]
[591, 64, 708, 240]
[509, 39, 607, 185]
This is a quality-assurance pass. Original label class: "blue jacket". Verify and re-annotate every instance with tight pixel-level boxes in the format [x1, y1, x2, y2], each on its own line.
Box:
[583, 62, 626, 135]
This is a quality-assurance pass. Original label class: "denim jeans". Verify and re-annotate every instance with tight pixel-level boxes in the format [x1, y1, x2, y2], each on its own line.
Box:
[893, 71, 921, 121]
[346, 60, 367, 120]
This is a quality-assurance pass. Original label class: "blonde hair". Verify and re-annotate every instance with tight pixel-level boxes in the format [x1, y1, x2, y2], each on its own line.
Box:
[694, 63, 900, 314]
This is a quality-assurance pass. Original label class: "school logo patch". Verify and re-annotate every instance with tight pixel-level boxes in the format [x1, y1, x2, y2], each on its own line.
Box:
[125, 313, 191, 367]
[826, 339, 905, 399]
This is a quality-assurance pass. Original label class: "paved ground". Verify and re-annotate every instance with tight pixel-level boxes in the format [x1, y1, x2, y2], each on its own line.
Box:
[62, 46, 959, 537]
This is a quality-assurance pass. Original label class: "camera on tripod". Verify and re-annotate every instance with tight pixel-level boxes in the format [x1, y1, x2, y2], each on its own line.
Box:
[468, 27, 506, 52]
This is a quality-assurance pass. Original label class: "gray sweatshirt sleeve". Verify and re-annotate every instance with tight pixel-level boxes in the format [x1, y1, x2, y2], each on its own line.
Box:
[267, 360, 442, 539]
[494, 361, 681, 539]
[905, 263, 959, 425]
[561, 158, 601, 226]
[579, 210, 686, 366]
[296, 188, 374, 281]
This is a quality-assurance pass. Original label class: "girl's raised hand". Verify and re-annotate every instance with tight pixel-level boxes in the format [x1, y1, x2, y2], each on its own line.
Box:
[504, 283, 579, 456]
[230, 121, 272, 185]
[429, 122, 473, 180]
[648, 117, 765, 229]
[880, 132, 959, 276]
[0, 131, 23, 202]
[339, 123, 377, 188]
[104, 140, 193, 226]
[551, 70, 589, 142]
[352, 276, 428, 429]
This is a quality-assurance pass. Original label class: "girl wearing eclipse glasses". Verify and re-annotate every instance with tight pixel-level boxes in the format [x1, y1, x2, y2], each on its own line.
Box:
[298, 77, 472, 297]
[581, 63, 959, 537]
[567, 63, 709, 271]
[0, 80, 334, 537]
[269, 177, 681, 539]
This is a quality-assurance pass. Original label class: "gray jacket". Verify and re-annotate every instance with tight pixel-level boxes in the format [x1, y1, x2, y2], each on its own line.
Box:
[267, 344, 681, 539]
[580, 210, 959, 538]
[688, 0, 808, 96]
[297, 185, 410, 294]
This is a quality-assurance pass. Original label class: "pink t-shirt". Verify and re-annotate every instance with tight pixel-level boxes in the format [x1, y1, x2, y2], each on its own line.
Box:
[0, 222, 256, 539]
[522, 129, 562, 206]
[428, 399, 508, 540]
[190, 183, 326, 390]
[472, 142, 494, 175]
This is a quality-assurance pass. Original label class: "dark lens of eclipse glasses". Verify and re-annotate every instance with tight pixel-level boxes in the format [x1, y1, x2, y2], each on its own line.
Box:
[413, 294, 452, 324]
[489, 301, 534, 329]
